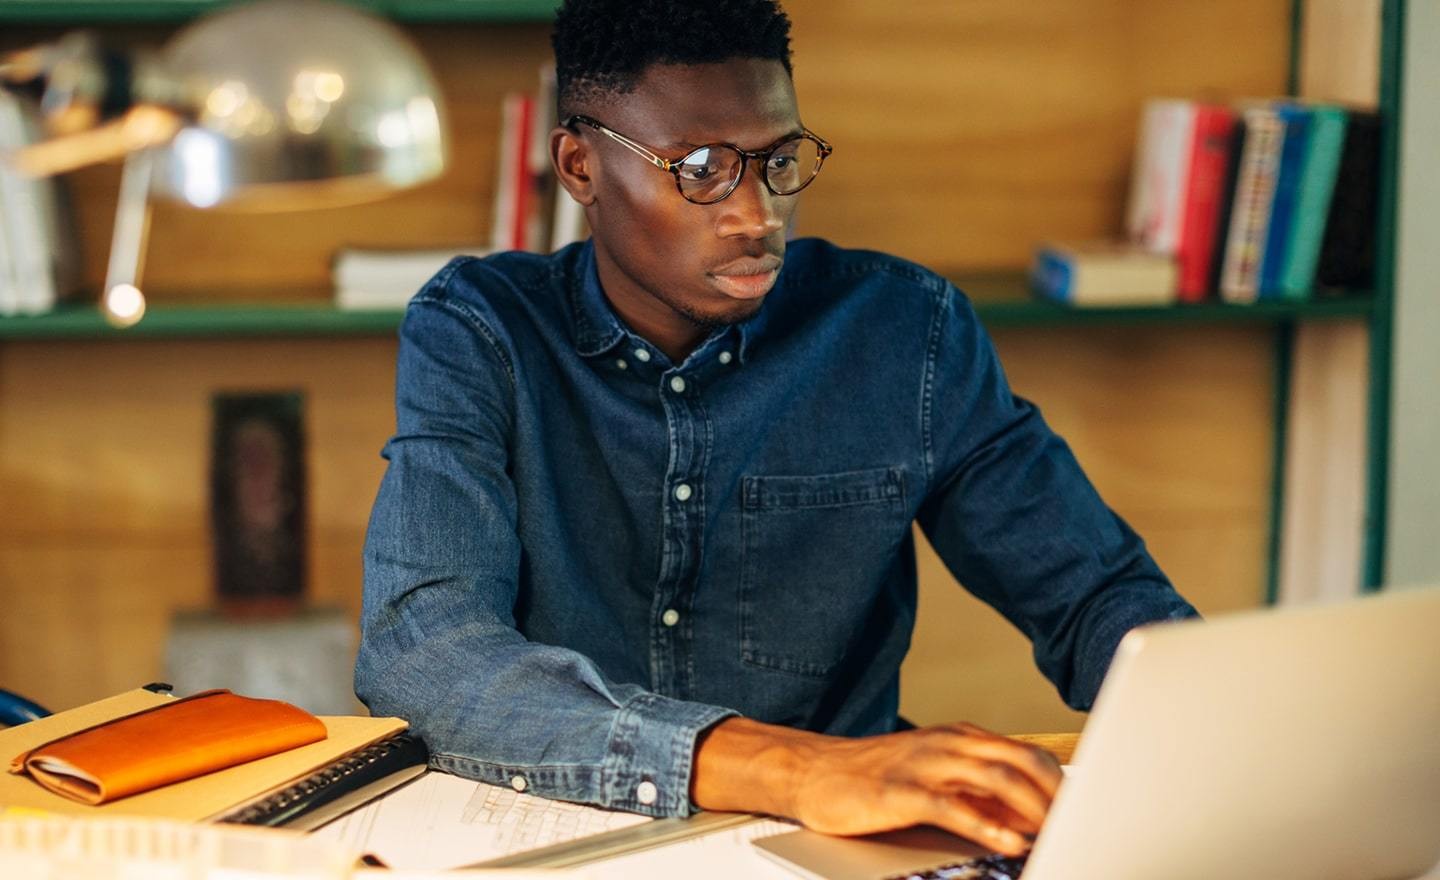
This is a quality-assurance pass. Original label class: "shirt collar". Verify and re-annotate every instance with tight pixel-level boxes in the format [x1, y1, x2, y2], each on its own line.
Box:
[567, 238, 773, 364]
[568, 240, 627, 357]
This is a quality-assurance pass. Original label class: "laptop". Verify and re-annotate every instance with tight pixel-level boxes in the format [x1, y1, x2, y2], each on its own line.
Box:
[753, 586, 1440, 880]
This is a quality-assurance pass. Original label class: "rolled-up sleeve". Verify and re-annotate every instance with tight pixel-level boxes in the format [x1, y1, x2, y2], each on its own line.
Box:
[355, 264, 735, 817]
[914, 284, 1199, 710]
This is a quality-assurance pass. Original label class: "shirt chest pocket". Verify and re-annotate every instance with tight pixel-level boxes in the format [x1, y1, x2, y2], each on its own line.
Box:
[739, 466, 908, 678]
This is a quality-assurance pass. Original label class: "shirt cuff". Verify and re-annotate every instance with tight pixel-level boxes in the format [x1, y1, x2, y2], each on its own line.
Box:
[600, 693, 738, 818]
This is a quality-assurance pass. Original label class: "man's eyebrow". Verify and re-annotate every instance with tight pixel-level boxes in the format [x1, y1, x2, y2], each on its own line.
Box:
[664, 127, 806, 152]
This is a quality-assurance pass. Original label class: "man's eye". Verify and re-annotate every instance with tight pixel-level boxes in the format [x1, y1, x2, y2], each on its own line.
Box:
[768, 155, 795, 171]
[678, 164, 714, 182]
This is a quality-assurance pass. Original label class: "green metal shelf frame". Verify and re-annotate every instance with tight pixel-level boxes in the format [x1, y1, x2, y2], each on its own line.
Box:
[1362, 0, 1405, 590]
[0, 0, 559, 24]
[0, 286, 1376, 341]
[1261, 0, 1402, 602]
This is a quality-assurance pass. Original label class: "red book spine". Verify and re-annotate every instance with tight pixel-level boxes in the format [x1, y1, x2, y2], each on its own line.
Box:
[1175, 106, 1238, 301]
[510, 96, 535, 252]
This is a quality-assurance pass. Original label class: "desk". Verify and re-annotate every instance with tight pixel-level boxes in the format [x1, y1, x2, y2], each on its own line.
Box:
[1011, 733, 1079, 765]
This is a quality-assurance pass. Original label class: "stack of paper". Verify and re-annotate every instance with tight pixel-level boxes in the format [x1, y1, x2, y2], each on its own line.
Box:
[332, 247, 490, 311]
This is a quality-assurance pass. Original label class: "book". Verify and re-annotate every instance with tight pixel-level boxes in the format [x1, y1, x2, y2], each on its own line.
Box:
[0, 688, 422, 828]
[1125, 99, 1194, 255]
[1257, 103, 1315, 297]
[524, 64, 558, 252]
[1031, 240, 1177, 306]
[1125, 99, 1237, 302]
[0, 89, 79, 316]
[332, 245, 491, 310]
[1218, 103, 1286, 302]
[1278, 104, 1350, 299]
[489, 92, 535, 254]
[1314, 109, 1380, 292]
[1174, 105, 1237, 301]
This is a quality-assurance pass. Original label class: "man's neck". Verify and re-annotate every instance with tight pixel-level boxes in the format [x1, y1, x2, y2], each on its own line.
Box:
[593, 250, 707, 364]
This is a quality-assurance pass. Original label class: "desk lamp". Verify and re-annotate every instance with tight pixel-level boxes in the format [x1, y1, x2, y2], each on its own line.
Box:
[0, 0, 448, 326]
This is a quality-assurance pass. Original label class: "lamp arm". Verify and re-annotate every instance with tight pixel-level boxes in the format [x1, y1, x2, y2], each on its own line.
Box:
[4, 104, 182, 177]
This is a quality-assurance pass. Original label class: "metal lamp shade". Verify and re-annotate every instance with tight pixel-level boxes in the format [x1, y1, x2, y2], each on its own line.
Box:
[152, 0, 448, 211]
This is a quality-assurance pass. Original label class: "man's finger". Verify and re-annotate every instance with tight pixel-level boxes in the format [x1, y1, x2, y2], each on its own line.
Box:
[953, 789, 1041, 836]
[916, 756, 1051, 828]
[925, 791, 1031, 857]
[945, 726, 1064, 800]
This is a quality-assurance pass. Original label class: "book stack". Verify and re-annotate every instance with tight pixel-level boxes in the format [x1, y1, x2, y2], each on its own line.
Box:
[1125, 97, 1379, 305]
[1035, 97, 1381, 309]
[333, 245, 491, 310]
[0, 91, 79, 316]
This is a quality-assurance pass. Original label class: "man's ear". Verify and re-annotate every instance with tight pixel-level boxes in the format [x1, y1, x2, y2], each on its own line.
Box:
[551, 127, 597, 206]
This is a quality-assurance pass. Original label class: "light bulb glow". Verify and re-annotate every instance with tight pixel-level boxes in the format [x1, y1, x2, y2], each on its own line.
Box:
[104, 284, 147, 328]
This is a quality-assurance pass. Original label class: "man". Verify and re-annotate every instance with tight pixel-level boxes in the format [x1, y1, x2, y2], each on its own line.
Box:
[356, 0, 1197, 857]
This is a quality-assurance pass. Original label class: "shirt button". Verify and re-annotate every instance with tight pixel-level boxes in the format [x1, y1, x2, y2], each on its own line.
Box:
[718, 351, 733, 365]
[673, 483, 692, 502]
[633, 348, 651, 363]
[615, 358, 628, 370]
[661, 609, 680, 627]
[669, 376, 687, 393]
[635, 780, 658, 805]
[510, 775, 527, 793]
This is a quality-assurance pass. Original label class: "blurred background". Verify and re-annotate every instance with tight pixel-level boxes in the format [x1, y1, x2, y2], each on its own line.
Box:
[0, 0, 1434, 734]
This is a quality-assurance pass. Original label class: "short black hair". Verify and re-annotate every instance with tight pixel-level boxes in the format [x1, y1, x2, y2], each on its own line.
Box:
[552, 0, 794, 119]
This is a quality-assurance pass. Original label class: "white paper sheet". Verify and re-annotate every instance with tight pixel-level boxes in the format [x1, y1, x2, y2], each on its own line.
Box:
[585, 817, 800, 880]
[312, 771, 650, 871]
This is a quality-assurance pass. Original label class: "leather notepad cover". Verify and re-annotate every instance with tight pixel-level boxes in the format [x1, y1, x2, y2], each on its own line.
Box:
[7, 689, 326, 805]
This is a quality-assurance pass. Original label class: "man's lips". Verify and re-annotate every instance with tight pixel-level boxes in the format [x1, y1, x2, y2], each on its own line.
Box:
[709, 256, 783, 300]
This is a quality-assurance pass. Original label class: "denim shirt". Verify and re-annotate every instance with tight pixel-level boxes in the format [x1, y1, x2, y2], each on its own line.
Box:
[355, 238, 1197, 818]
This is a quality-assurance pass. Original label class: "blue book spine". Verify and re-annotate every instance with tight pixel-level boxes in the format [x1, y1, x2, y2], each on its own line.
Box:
[1031, 248, 1074, 303]
[1258, 105, 1313, 298]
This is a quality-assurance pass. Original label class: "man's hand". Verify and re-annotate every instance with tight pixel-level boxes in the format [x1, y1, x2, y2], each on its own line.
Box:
[690, 718, 1062, 857]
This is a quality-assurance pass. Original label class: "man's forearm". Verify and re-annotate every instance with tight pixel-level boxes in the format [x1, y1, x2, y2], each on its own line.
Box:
[689, 717, 1063, 858]
[690, 717, 820, 816]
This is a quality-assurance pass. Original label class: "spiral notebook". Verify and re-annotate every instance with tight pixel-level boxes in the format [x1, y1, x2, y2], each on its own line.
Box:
[0, 688, 424, 828]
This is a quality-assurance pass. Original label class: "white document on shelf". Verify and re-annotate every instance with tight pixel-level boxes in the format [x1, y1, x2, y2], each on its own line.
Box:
[313, 771, 651, 871]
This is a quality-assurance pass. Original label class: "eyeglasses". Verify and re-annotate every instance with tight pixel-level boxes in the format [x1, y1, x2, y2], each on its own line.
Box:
[564, 114, 832, 205]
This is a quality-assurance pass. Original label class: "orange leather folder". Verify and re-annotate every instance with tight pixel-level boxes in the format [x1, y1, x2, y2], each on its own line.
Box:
[8, 689, 326, 805]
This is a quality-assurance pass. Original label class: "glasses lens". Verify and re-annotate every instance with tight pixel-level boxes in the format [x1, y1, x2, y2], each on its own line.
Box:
[766, 136, 823, 195]
[676, 145, 744, 203]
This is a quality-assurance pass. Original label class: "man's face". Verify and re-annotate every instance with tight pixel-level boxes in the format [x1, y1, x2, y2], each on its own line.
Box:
[579, 58, 802, 339]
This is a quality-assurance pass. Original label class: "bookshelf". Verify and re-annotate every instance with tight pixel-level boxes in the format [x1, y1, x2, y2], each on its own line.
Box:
[0, 0, 1403, 734]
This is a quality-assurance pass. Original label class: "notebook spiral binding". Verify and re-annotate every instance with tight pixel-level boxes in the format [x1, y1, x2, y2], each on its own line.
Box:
[219, 733, 429, 830]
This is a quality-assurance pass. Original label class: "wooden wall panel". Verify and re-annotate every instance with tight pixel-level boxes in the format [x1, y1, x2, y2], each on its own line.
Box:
[784, 0, 1291, 269]
[901, 325, 1274, 733]
[0, 338, 396, 709]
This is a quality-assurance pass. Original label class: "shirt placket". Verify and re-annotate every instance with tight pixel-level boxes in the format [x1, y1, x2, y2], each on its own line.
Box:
[651, 363, 705, 700]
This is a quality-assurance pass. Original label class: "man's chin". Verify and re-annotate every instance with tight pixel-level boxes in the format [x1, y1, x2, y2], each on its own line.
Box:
[684, 296, 765, 330]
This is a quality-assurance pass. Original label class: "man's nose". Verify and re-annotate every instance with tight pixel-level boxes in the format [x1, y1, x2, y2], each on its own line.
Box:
[714, 161, 786, 239]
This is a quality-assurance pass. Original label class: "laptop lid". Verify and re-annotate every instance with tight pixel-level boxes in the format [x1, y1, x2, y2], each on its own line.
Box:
[755, 586, 1440, 880]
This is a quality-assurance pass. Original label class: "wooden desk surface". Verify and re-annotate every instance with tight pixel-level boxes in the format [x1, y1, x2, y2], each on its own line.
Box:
[1011, 733, 1079, 764]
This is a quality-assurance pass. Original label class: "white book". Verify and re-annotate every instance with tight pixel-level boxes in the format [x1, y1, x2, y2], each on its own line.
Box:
[1125, 99, 1198, 255]
[0, 92, 32, 316]
[333, 246, 490, 311]
[0, 91, 71, 315]
[0, 174, 15, 316]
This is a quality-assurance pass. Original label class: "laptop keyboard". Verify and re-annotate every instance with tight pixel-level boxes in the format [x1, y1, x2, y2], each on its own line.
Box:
[884, 852, 1028, 880]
